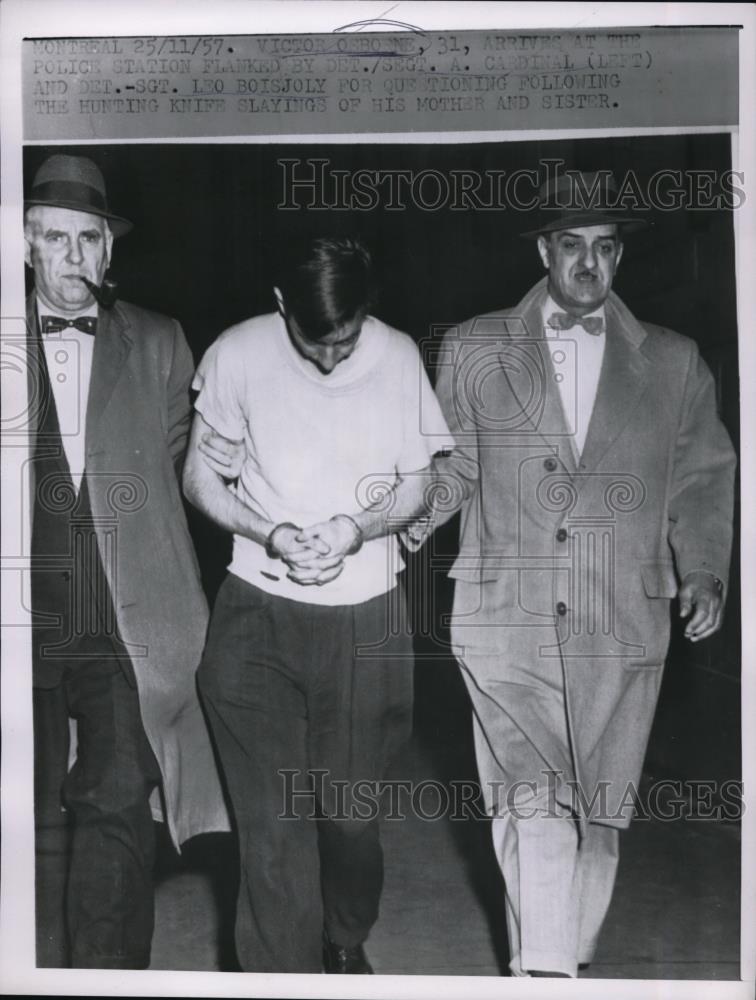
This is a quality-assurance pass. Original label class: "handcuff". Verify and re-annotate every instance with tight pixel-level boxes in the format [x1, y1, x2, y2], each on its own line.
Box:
[265, 515, 364, 559]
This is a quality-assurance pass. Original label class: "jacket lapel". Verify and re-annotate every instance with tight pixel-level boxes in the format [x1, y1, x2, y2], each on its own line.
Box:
[85, 303, 132, 455]
[498, 278, 579, 474]
[578, 292, 651, 472]
[26, 295, 42, 441]
[26, 296, 39, 529]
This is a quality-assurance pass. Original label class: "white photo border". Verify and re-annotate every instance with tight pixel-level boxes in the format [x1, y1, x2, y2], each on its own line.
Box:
[2, 3, 754, 998]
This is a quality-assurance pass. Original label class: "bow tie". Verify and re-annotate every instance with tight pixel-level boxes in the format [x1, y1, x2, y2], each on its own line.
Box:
[41, 315, 97, 336]
[547, 312, 604, 336]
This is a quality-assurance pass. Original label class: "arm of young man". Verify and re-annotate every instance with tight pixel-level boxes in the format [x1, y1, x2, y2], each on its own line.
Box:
[197, 426, 244, 481]
[293, 464, 434, 573]
[183, 413, 338, 583]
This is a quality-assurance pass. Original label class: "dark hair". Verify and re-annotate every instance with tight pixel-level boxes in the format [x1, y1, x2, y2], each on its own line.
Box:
[276, 236, 375, 342]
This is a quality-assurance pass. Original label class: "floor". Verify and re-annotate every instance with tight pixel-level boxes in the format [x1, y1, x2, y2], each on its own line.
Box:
[149, 671, 741, 980]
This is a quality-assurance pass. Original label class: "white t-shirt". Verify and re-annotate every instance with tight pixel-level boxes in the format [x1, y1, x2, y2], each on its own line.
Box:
[541, 295, 606, 457]
[193, 312, 455, 605]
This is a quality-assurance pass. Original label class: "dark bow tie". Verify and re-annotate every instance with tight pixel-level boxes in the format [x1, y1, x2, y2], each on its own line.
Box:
[41, 315, 97, 336]
[547, 312, 604, 336]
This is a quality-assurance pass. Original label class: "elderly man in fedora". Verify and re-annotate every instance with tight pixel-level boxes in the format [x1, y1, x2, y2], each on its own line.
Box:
[425, 170, 735, 977]
[24, 154, 227, 968]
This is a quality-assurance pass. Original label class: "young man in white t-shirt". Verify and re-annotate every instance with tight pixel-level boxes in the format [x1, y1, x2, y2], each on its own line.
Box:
[183, 237, 453, 974]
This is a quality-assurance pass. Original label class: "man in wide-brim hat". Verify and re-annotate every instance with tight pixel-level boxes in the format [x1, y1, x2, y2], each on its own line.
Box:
[24, 153, 227, 969]
[423, 169, 735, 976]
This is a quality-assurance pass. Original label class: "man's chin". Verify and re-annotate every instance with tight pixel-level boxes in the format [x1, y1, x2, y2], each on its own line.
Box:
[51, 288, 95, 310]
[567, 291, 605, 311]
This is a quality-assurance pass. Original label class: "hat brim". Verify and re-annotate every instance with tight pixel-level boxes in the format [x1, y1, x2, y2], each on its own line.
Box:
[24, 197, 133, 238]
[520, 212, 648, 240]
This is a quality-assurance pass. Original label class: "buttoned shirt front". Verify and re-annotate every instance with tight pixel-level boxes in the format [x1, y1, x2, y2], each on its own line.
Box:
[541, 294, 606, 457]
[37, 298, 97, 493]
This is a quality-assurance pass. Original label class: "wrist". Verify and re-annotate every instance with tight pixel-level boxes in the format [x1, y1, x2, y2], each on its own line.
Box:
[265, 521, 299, 559]
[683, 570, 724, 592]
[330, 513, 364, 555]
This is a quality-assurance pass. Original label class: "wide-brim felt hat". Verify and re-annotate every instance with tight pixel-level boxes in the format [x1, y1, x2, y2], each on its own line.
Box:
[25, 154, 132, 237]
[521, 170, 648, 239]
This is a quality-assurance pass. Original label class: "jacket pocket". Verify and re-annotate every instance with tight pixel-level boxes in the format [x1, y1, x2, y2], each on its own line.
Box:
[640, 561, 678, 599]
[448, 558, 500, 584]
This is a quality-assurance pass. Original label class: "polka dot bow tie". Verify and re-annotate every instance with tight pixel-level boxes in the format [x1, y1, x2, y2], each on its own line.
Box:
[547, 312, 604, 336]
[41, 315, 97, 336]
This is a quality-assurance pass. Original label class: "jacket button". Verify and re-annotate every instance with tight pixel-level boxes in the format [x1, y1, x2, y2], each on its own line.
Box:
[544, 458, 557, 472]
[61, 570, 71, 582]
[556, 528, 568, 542]
[556, 601, 567, 616]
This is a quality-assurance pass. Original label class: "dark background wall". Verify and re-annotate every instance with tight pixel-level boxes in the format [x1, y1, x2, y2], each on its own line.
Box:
[24, 134, 741, 787]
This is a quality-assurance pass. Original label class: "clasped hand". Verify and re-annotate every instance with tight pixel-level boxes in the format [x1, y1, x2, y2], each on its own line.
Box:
[268, 518, 361, 586]
[198, 428, 361, 586]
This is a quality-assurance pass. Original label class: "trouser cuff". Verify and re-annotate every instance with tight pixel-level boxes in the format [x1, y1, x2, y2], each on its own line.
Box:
[516, 948, 577, 978]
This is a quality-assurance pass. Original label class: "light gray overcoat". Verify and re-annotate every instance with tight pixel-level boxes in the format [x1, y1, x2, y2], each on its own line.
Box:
[434, 277, 735, 828]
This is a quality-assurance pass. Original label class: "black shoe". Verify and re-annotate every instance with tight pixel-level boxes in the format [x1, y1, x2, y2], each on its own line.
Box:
[322, 933, 374, 974]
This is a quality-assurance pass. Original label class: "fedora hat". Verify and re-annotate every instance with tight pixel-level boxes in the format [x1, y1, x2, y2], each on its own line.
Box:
[521, 170, 648, 239]
[25, 154, 132, 237]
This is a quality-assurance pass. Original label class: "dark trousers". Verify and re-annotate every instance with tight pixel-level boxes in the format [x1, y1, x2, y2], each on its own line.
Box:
[198, 573, 414, 973]
[34, 657, 161, 969]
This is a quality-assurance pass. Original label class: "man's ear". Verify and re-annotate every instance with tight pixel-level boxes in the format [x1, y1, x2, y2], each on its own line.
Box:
[23, 221, 34, 269]
[536, 235, 550, 271]
[104, 223, 114, 268]
[273, 286, 285, 316]
[23, 209, 36, 269]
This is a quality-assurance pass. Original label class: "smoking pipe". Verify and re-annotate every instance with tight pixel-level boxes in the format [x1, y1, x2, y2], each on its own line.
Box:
[80, 276, 118, 309]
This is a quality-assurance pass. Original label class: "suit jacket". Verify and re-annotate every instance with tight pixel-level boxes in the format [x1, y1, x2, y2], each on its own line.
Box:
[27, 294, 228, 846]
[434, 277, 736, 828]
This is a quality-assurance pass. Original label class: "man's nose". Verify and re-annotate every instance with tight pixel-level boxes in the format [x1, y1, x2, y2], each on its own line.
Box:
[66, 237, 84, 264]
[321, 345, 352, 372]
[579, 245, 597, 269]
[320, 348, 339, 372]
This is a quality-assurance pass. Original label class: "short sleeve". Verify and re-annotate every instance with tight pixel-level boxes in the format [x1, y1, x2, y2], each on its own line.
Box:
[192, 336, 246, 441]
[396, 338, 456, 474]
